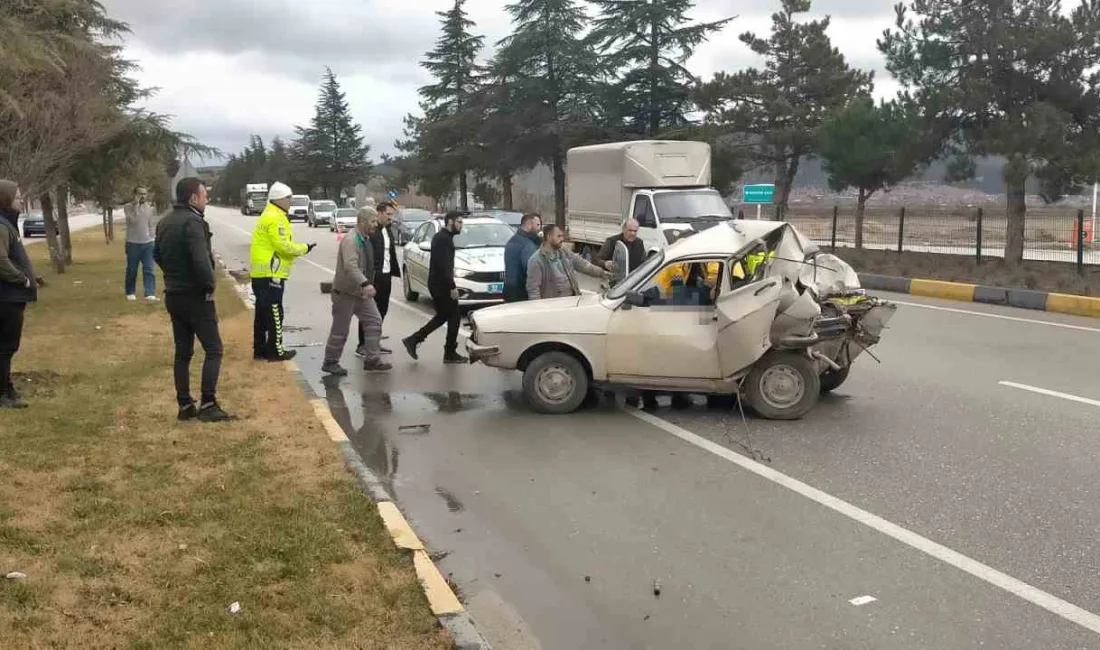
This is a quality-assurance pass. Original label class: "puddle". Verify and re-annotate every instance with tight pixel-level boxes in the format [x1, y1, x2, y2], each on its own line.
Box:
[434, 486, 466, 512]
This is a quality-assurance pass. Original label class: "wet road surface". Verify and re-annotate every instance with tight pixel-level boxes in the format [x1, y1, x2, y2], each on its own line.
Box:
[206, 206, 1100, 649]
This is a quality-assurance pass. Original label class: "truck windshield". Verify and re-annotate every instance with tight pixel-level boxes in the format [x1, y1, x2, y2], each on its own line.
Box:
[290, 197, 309, 206]
[653, 190, 731, 222]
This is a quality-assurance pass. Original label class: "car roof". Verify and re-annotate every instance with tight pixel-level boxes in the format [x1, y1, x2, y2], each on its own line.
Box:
[664, 220, 790, 258]
[429, 216, 506, 226]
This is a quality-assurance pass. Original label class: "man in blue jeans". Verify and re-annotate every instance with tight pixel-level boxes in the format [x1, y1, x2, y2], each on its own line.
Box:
[124, 186, 158, 302]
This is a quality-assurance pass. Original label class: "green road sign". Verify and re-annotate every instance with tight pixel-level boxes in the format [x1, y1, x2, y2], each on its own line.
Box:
[742, 184, 775, 204]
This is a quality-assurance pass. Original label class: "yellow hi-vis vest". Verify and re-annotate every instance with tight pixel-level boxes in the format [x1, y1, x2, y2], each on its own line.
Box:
[250, 203, 309, 279]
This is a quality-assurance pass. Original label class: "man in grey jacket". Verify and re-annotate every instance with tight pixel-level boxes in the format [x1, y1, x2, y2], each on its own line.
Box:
[124, 186, 159, 302]
[527, 224, 610, 300]
[322, 207, 391, 375]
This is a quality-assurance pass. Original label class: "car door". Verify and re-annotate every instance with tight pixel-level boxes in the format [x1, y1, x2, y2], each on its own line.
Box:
[714, 262, 783, 377]
[409, 222, 436, 291]
[605, 257, 726, 381]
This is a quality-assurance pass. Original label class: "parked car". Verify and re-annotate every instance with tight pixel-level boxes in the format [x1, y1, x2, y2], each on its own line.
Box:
[394, 208, 432, 245]
[21, 211, 48, 238]
[308, 200, 338, 228]
[464, 219, 897, 419]
[472, 209, 524, 231]
[401, 216, 514, 306]
[288, 195, 311, 222]
[330, 207, 358, 232]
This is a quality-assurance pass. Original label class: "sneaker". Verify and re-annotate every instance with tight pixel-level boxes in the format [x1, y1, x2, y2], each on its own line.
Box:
[197, 402, 235, 422]
[178, 402, 199, 421]
[144, 295, 159, 303]
[126, 295, 137, 302]
[363, 358, 393, 372]
[443, 352, 469, 364]
[321, 361, 348, 376]
[354, 347, 367, 359]
[267, 350, 297, 362]
[401, 336, 419, 360]
[0, 391, 28, 409]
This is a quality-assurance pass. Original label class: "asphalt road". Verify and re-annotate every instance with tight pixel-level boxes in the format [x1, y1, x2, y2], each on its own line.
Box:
[205, 205, 1100, 650]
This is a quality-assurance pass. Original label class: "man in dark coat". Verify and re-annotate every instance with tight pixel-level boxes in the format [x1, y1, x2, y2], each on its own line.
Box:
[401, 210, 467, 364]
[153, 178, 233, 422]
[360, 199, 401, 356]
[596, 218, 646, 275]
[503, 212, 542, 303]
[0, 180, 45, 409]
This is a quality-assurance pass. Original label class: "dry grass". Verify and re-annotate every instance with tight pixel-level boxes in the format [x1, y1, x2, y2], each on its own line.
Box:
[0, 228, 453, 649]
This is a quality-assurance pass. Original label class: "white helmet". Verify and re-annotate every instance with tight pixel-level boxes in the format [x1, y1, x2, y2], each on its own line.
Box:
[268, 182, 292, 202]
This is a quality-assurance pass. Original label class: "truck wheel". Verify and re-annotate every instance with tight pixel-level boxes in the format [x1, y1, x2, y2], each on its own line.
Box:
[819, 365, 851, 394]
[402, 268, 419, 302]
[522, 351, 589, 415]
[744, 351, 820, 420]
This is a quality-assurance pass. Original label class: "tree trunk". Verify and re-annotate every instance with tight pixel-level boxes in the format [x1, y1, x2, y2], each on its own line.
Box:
[1003, 156, 1028, 264]
[39, 192, 66, 274]
[56, 185, 72, 264]
[102, 206, 110, 243]
[108, 206, 115, 243]
[855, 188, 867, 249]
[501, 172, 514, 211]
[458, 171, 469, 211]
[552, 150, 566, 226]
[773, 155, 800, 220]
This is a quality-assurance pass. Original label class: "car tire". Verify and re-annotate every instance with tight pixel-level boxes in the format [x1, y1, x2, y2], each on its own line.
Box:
[743, 351, 820, 420]
[819, 364, 851, 394]
[402, 267, 419, 302]
[522, 351, 589, 415]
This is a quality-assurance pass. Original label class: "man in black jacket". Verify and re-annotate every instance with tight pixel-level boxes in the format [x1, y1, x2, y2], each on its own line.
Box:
[595, 219, 645, 275]
[153, 178, 233, 422]
[0, 180, 45, 409]
[401, 210, 467, 364]
[359, 200, 400, 356]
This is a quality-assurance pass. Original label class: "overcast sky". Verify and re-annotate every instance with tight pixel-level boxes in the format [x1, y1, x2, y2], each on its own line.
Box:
[102, 0, 901, 164]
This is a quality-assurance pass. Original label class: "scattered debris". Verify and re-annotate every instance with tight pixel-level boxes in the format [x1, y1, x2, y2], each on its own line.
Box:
[178, 543, 188, 551]
[227, 601, 242, 615]
[494, 573, 502, 578]
[849, 595, 877, 606]
[429, 550, 451, 563]
[644, 615, 651, 621]
[5, 571, 27, 580]
[398, 424, 431, 434]
[584, 575, 591, 583]
[652, 579, 662, 598]
[453, 528, 463, 534]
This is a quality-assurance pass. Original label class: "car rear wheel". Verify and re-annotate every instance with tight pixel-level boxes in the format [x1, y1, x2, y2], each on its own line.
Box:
[522, 351, 589, 415]
[743, 351, 820, 420]
[402, 267, 419, 301]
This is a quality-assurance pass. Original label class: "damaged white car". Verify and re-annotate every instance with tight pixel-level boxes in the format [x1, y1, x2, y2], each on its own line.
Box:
[465, 220, 897, 420]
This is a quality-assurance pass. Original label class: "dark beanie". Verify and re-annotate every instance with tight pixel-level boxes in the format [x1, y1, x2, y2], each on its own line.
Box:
[0, 180, 17, 213]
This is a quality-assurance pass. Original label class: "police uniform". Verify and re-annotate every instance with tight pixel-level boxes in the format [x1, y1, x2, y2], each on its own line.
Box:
[250, 201, 309, 359]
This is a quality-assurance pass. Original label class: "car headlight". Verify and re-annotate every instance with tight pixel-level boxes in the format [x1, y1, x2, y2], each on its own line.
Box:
[454, 269, 474, 278]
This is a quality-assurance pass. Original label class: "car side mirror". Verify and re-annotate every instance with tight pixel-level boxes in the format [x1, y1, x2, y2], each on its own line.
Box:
[418, 242, 431, 251]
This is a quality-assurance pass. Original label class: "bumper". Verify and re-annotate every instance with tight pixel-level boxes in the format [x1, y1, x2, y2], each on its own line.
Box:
[456, 280, 505, 306]
[289, 211, 309, 220]
[465, 340, 501, 363]
[22, 224, 46, 236]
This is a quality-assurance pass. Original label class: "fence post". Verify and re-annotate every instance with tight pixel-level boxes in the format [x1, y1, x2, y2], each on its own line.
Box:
[737, 209, 744, 220]
[976, 207, 983, 265]
[897, 206, 906, 253]
[830, 205, 838, 252]
[1078, 208, 1086, 275]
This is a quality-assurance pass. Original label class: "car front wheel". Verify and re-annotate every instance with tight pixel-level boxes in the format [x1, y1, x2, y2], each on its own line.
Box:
[743, 351, 820, 420]
[522, 351, 589, 415]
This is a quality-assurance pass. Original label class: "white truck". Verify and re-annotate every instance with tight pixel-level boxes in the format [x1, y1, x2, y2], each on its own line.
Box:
[240, 183, 269, 216]
[565, 140, 732, 260]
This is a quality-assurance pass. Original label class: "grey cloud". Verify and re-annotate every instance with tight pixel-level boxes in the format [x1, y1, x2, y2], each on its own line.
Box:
[696, 0, 897, 19]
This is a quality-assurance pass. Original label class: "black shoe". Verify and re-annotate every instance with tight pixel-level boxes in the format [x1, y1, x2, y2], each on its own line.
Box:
[321, 361, 348, 376]
[363, 358, 393, 372]
[401, 336, 419, 360]
[0, 391, 28, 409]
[444, 352, 469, 364]
[178, 402, 199, 421]
[267, 350, 297, 362]
[197, 402, 235, 422]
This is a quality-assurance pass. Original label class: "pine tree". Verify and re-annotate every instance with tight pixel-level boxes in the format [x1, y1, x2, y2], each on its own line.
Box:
[415, 0, 485, 210]
[292, 67, 371, 199]
[879, 0, 1100, 263]
[695, 0, 872, 216]
[589, 0, 732, 137]
[263, 136, 291, 184]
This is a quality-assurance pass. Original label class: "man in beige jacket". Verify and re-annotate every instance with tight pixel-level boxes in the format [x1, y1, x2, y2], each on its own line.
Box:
[321, 207, 390, 375]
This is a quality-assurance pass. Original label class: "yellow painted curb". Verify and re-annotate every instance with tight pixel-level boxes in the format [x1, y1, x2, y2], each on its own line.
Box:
[910, 279, 976, 302]
[309, 398, 348, 442]
[377, 502, 424, 551]
[1045, 293, 1100, 318]
[414, 549, 465, 616]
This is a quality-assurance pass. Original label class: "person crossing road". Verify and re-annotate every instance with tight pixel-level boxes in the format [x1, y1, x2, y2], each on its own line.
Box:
[249, 182, 316, 362]
[401, 210, 468, 364]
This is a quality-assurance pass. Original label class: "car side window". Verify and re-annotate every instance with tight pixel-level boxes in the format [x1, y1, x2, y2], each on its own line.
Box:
[413, 223, 430, 243]
[635, 258, 725, 307]
[633, 196, 657, 229]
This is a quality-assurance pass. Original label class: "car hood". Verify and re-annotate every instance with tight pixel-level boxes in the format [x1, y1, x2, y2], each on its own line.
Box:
[472, 292, 607, 333]
[455, 247, 505, 271]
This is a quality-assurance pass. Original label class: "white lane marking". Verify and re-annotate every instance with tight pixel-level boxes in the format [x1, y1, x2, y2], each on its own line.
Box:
[891, 300, 1100, 334]
[849, 595, 877, 606]
[211, 215, 471, 336]
[999, 381, 1100, 409]
[627, 408, 1100, 636]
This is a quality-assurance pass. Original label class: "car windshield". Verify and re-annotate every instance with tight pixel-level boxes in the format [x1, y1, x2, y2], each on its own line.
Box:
[398, 209, 431, 224]
[480, 211, 523, 226]
[606, 249, 665, 300]
[335, 209, 357, 219]
[453, 222, 514, 249]
[290, 197, 309, 206]
[247, 192, 266, 200]
[653, 190, 731, 223]
[25, 212, 43, 221]
[314, 201, 336, 211]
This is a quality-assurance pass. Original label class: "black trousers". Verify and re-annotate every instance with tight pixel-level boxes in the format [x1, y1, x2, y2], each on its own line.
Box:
[359, 273, 393, 349]
[410, 292, 460, 354]
[0, 302, 26, 393]
[165, 293, 223, 407]
[252, 278, 286, 359]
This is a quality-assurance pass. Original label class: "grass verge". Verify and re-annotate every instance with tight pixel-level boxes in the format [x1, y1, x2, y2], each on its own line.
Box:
[0, 227, 453, 649]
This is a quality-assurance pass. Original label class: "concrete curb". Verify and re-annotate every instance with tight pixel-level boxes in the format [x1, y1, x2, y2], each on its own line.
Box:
[219, 260, 492, 650]
[858, 273, 1100, 318]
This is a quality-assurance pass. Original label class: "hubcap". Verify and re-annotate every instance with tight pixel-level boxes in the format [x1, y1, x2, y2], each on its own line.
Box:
[759, 364, 805, 410]
[535, 363, 576, 404]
